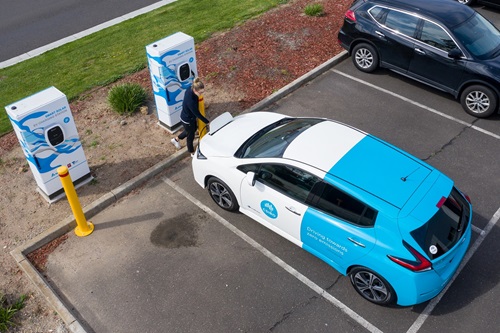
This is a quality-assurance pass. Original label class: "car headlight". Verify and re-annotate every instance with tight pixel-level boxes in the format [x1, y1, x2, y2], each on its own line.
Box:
[196, 145, 207, 160]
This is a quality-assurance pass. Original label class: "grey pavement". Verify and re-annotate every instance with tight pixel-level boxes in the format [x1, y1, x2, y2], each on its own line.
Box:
[11, 48, 500, 333]
[0, 0, 177, 68]
[11, 52, 350, 333]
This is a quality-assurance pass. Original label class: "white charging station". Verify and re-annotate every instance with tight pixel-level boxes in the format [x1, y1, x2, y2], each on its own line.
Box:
[146, 32, 197, 132]
[6, 86, 92, 202]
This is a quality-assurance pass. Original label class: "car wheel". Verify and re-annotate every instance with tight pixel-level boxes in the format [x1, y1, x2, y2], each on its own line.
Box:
[457, 0, 474, 5]
[349, 267, 396, 305]
[207, 177, 239, 212]
[352, 43, 379, 73]
[460, 85, 498, 118]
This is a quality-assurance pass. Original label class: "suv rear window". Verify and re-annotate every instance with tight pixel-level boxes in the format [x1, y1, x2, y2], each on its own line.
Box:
[410, 187, 470, 260]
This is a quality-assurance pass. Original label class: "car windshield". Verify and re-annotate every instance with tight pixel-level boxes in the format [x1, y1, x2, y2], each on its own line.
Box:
[410, 187, 470, 260]
[451, 12, 500, 59]
[235, 118, 323, 158]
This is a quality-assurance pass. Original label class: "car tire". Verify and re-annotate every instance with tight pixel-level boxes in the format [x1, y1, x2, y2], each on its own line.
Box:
[460, 85, 498, 118]
[457, 0, 474, 5]
[349, 267, 396, 305]
[352, 43, 379, 73]
[207, 177, 239, 212]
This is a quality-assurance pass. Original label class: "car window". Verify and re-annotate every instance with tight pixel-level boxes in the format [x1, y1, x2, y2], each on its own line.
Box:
[237, 118, 323, 159]
[451, 12, 500, 59]
[418, 20, 457, 52]
[256, 164, 320, 203]
[410, 187, 470, 260]
[368, 6, 386, 23]
[237, 164, 260, 174]
[384, 10, 419, 37]
[309, 181, 377, 227]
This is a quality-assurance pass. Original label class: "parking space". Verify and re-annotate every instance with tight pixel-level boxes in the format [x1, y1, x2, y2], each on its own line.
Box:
[44, 58, 499, 333]
[43, 7, 500, 332]
[167, 54, 500, 332]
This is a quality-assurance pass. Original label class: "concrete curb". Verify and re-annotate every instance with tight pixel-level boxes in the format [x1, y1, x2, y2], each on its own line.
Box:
[10, 50, 349, 333]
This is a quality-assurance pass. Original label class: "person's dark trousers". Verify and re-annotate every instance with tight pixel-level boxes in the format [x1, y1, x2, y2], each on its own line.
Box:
[178, 121, 197, 153]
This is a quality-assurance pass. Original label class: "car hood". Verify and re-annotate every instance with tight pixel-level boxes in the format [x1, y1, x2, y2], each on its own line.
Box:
[200, 112, 287, 157]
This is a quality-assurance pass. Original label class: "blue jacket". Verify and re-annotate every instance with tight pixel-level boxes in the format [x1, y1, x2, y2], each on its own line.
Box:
[180, 87, 209, 125]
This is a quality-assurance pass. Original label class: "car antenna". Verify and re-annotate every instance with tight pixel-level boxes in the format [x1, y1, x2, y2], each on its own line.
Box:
[401, 167, 420, 182]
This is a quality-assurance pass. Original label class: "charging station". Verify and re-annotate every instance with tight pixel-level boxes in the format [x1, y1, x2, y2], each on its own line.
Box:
[6, 86, 92, 202]
[146, 32, 197, 132]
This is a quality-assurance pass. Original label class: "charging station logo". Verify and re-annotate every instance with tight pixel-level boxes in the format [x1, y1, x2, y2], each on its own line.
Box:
[261, 200, 278, 219]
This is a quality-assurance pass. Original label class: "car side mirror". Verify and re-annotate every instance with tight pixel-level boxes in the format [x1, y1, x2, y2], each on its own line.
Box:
[246, 171, 256, 186]
[448, 48, 463, 59]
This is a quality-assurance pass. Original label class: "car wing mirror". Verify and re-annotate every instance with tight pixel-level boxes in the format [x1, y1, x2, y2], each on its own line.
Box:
[448, 48, 463, 59]
[246, 171, 256, 186]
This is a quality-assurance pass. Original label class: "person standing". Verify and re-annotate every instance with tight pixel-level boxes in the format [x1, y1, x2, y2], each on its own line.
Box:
[171, 78, 209, 155]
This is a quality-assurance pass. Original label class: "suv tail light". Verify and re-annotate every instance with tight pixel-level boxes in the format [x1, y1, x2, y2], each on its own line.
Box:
[388, 241, 432, 272]
[345, 9, 356, 22]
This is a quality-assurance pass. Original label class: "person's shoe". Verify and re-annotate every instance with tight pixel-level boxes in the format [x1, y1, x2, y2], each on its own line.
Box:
[171, 138, 181, 149]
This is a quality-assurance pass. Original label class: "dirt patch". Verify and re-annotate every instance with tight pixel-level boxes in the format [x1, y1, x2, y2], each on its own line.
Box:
[0, 0, 351, 331]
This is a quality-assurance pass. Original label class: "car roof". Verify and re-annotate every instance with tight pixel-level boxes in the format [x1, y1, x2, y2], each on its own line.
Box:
[368, 0, 476, 28]
[284, 120, 433, 209]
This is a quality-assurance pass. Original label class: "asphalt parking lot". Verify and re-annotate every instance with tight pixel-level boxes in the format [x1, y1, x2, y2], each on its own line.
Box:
[34, 49, 500, 333]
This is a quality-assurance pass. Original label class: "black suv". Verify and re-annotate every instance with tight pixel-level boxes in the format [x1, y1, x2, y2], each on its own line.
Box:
[338, 0, 500, 118]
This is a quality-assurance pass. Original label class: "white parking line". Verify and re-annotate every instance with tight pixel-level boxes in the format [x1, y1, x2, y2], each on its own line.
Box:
[332, 70, 500, 141]
[163, 177, 384, 333]
[0, 0, 178, 69]
[407, 207, 500, 333]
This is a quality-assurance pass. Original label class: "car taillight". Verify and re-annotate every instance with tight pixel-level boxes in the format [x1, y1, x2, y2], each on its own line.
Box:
[388, 241, 432, 272]
[345, 9, 356, 22]
[436, 196, 446, 208]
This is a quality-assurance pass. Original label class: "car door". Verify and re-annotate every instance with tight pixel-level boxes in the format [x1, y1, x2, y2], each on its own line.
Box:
[300, 181, 377, 270]
[408, 19, 465, 93]
[239, 163, 318, 246]
[369, 7, 419, 72]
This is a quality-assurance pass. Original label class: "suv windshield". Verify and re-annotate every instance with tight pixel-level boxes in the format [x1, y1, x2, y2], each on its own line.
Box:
[452, 12, 500, 59]
[235, 118, 323, 158]
[411, 187, 470, 260]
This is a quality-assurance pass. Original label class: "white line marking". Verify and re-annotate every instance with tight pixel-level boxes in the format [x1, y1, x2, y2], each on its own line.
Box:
[0, 0, 178, 69]
[332, 70, 500, 141]
[407, 207, 500, 333]
[163, 177, 384, 333]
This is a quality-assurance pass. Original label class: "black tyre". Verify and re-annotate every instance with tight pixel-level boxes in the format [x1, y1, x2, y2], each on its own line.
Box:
[457, 0, 474, 5]
[352, 43, 379, 73]
[460, 85, 498, 118]
[349, 267, 396, 305]
[207, 177, 239, 212]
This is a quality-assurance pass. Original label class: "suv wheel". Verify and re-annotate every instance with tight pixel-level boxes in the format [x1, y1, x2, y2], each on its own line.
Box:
[460, 85, 498, 118]
[207, 177, 239, 211]
[457, 0, 474, 5]
[352, 43, 379, 73]
[349, 267, 396, 305]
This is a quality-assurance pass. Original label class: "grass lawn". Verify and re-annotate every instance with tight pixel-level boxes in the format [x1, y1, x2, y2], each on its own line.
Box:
[0, 0, 284, 136]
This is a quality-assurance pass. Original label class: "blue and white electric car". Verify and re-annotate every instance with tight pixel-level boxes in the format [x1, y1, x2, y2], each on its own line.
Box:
[192, 112, 472, 306]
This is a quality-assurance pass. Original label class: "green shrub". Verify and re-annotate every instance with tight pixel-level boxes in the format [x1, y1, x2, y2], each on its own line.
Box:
[108, 83, 148, 115]
[0, 293, 26, 332]
[304, 3, 324, 17]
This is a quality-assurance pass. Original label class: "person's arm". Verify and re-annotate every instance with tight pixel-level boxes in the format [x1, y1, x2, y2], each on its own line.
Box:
[187, 94, 209, 124]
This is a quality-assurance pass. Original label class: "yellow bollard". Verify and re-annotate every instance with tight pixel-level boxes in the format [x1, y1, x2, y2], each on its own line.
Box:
[57, 166, 94, 237]
[197, 94, 208, 140]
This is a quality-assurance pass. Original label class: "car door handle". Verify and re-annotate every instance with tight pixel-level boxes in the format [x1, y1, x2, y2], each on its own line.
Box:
[414, 48, 426, 55]
[285, 206, 301, 216]
[348, 237, 366, 248]
[375, 31, 385, 38]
